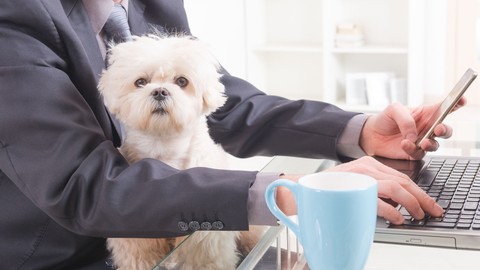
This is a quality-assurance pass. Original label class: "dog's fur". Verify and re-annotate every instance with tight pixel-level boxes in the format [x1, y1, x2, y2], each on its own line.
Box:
[98, 35, 261, 270]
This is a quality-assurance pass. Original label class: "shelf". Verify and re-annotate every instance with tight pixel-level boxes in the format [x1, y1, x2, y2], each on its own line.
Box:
[252, 45, 408, 54]
[251, 44, 322, 54]
[245, 0, 423, 108]
[336, 103, 386, 114]
[330, 45, 408, 54]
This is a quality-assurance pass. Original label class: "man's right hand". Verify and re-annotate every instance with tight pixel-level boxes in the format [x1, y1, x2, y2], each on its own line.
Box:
[277, 156, 444, 225]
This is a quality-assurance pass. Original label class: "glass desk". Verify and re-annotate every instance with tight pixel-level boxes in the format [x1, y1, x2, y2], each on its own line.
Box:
[154, 156, 331, 270]
[155, 142, 480, 269]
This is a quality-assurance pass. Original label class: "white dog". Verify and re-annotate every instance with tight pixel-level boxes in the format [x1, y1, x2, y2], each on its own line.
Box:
[98, 35, 261, 270]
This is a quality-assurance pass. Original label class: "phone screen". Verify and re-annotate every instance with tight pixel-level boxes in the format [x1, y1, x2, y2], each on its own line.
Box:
[416, 68, 477, 147]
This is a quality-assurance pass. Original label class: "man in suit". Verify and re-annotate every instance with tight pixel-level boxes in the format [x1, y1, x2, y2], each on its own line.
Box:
[0, 0, 452, 268]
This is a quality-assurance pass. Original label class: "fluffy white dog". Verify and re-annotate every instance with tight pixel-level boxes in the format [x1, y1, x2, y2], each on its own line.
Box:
[98, 35, 261, 270]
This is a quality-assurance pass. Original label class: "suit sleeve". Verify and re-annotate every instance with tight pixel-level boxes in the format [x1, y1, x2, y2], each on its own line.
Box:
[0, 0, 255, 238]
[208, 69, 361, 160]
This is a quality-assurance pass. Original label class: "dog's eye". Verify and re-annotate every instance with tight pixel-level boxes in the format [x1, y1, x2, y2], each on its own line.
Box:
[175, 76, 189, 88]
[134, 78, 148, 87]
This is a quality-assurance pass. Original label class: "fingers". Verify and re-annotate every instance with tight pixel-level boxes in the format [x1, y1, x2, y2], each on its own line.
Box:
[275, 185, 297, 216]
[411, 123, 451, 154]
[419, 138, 440, 152]
[433, 123, 453, 139]
[417, 98, 460, 147]
[377, 180, 424, 221]
[328, 156, 409, 180]
[275, 174, 302, 216]
[400, 139, 426, 160]
[379, 186, 444, 225]
[377, 178, 443, 224]
[331, 157, 443, 224]
[451, 97, 466, 112]
[378, 198, 404, 224]
[402, 123, 452, 157]
[384, 103, 418, 142]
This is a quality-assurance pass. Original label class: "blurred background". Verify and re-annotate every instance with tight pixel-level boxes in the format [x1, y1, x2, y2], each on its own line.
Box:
[183, 0, 480, 167]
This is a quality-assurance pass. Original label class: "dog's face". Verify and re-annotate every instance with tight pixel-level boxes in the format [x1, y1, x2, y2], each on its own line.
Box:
[98, 35, 227, 135]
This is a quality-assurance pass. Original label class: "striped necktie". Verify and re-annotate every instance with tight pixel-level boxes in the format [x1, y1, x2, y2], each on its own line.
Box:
[103, 3, 132, 44]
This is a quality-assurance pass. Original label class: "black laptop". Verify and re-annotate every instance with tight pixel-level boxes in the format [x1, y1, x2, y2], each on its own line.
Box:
[375, 155, 480, 250]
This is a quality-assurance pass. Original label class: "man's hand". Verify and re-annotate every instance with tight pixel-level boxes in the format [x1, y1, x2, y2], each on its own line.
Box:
[277, 157, 444, 225]
[276, 100, 465, 225]
[360, 99, 465, 160]
[326, 156, 443, 224]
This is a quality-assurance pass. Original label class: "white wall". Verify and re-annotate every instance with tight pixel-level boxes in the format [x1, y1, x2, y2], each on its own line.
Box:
[184, 0, 480, 106]
[422, 0, 448, 102]
[446, 0, 480, 105]
[184, 0, 272, 170]
[183, 0, 247, 79]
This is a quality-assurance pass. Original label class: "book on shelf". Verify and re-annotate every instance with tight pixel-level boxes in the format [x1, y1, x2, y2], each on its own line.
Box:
[345, 72, 407, 108]
[334, 23, 365, 48]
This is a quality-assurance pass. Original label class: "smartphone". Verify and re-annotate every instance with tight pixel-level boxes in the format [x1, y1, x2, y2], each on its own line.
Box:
[416, 68, 477, 147]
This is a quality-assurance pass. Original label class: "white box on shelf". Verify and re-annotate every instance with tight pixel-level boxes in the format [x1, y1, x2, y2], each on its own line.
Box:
[334, 22, 365, 48]
[390, 78, 408, 104]
[365, 72, 395, 107]
[345, 73, 368, 105]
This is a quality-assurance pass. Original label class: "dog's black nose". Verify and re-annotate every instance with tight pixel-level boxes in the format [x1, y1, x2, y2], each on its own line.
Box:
[151, 88, 169, 101]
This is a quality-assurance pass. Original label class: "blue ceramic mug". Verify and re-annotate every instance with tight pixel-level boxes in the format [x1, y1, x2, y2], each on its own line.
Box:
[265, 172, 377, 270]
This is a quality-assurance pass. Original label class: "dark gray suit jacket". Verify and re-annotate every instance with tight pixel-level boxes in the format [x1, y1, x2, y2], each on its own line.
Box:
[0, 0, 358, 268]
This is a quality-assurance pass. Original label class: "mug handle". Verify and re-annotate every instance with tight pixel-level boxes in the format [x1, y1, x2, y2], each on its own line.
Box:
[265, 179, 300, 237]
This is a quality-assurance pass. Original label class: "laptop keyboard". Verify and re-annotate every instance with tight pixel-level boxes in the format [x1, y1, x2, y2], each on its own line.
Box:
[396, 158, 480, 230]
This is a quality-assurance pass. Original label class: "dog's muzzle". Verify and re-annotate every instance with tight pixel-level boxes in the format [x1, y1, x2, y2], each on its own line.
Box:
[151, 87, 169, 101]
[151, 87, 169, 115]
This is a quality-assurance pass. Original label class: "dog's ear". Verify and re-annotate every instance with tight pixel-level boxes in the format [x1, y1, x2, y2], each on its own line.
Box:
[98, 70, 120, 115]
[202, 80, 227, 115]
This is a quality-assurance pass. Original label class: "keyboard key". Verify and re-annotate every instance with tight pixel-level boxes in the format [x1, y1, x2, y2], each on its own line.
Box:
[403, 219, 425, 226]
[453, 196, 467, 201]
[464, 201, 479, 211]
[442, 218, 459, 223]
[399, 207, 410, 216]
[456, 223, 471, 229]
[449, 203, 464, 210]
[413, 158, 480, 232]
[472, 224, 480, 230]
[438, 195, 453, 200]
[425, 222, 456, 228]
[418, 172, 436, 187]
[436, 199, 451, 209]
[445, 184, 458, 189]
[458, 217, 473, 223]
[428, 216, 444, 222]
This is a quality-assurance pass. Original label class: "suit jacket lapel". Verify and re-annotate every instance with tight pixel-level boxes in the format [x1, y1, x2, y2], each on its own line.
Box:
[129, 0, 150, 35]
[61, 0, 121, 145]
[62, 0, 105, 81]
